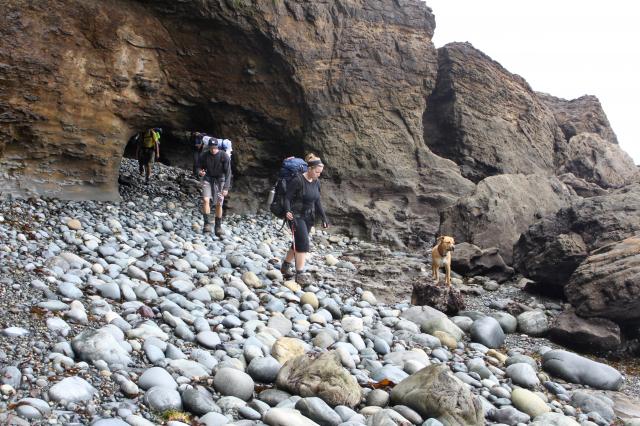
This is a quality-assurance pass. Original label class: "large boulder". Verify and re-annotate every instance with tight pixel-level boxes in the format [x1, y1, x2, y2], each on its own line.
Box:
[565, 236, 640, 322]
[400, 305, 447, 326]
[549, 311, 621, 353]
[451, 242, 514, 282]
[411, 280, 464, 315]
[559, 133, 638, 189]
[440, 174, 574, 264]
[542, 350, 624, 390]
[275, 351, 361, 408]
[538, 93, 619, 145]
[423, 42, 565, 183]
[558, 173, 609, 198]
[470, 316, 505, 349]
[390, 364, 484, 426]
[513, 184, 640, 288]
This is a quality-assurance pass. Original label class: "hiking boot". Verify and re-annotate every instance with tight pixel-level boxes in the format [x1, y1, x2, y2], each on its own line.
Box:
[214, 217, 224, 238]
[295, 271, 312, 285]
[203, 214, 212, 234]
[280, 261, 295, 278]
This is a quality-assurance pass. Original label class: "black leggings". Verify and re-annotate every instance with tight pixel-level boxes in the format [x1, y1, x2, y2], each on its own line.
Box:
[290, 216, 313, 253]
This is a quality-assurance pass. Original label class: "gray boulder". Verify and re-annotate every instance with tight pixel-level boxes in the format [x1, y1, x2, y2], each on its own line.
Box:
[71, 328, 131, 367]
[559, 132, 638, 189]
[440, 174, 574, 264]
[506, 363, 540, 388]
[451, 243, 514, 282]
[181, 386, 220, 416]
[390, 364, 484, 426]
[542, 350, 623, 390]
[513, 184, 640, 288]
[276, 351, 361, 408]
[295, 397, 342, 426]
[470, 316, 505, 348]
[549, 311, 621, 353]
[488, 406, 530, 425]
[517, 311, 549, 337]
[570, 390, 615, 423]
[213, 368, 254, 401]
[565, 236, 640, 322]
[143, 386, 182, 412]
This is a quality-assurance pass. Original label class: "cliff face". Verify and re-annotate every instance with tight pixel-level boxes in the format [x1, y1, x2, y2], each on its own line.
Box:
[423, 42, 566, 183]
[2, 0, 635, 248]
[0, 0, 473, 244]
[538, 93, 619, 145]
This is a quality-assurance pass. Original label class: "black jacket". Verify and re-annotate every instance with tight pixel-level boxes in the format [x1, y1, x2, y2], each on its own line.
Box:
[197, 150, 231, 190]
[284, 175, 327, 224]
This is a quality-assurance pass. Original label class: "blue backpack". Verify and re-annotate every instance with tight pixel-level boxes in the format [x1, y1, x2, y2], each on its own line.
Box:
[269, 157, 308, 218]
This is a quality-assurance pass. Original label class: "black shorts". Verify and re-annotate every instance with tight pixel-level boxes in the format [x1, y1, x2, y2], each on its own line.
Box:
[290, 216, 314, 253]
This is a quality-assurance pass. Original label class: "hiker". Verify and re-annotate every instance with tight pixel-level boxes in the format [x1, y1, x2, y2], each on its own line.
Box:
[218, 138, 234, 214]
[197, 138, 231, 237]
[128, 131, 143, 174]
[137, 128, 161, 184]
[191, 131, 204, 177]
[281, 153, 329, 284]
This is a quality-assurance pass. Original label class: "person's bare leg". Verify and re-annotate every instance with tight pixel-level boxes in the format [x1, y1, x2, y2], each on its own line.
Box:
[202, 198, 212, 233]
[294, 252, 306, 271]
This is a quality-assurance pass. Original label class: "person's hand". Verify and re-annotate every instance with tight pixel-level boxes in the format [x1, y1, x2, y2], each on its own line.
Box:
[286, 212, 293, 220]
[222, 190, 228, 196]
[199, 169, 206, 177]
[322, 222, 329, 229]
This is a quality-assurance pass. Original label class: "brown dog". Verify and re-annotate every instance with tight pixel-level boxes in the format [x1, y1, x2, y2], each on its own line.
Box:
[431, 236, 455, 286]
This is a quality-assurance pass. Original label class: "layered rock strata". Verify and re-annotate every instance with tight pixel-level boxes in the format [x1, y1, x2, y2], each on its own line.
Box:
[0, 0, 474, 244]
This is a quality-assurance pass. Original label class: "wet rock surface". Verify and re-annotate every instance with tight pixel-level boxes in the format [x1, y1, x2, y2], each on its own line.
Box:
[0, 160, 638, 425]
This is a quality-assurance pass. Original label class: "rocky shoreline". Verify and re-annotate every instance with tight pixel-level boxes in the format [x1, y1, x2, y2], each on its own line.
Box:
[0, 159, 639, 426]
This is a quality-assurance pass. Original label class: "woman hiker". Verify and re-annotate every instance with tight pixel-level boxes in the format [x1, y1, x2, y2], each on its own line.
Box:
[281, 153, 329, 284]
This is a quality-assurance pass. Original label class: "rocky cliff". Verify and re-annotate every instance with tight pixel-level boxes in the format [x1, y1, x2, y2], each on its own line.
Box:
[0, 0, 474, 245]
[1, 0, 637, 250]
[423, 42, 566, 183]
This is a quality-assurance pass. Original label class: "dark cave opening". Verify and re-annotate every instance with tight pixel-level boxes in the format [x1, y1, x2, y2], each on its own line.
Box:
[112, 12, 311, 213]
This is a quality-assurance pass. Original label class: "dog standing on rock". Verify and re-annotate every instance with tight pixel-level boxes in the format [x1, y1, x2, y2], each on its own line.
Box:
[431, 236, 455, 286]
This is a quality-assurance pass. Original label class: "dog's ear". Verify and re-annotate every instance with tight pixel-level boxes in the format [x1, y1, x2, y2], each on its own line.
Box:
[436, 236, 444, 243]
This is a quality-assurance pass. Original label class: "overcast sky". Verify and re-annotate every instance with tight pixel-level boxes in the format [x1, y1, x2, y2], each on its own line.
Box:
[425, 0, 640, 164]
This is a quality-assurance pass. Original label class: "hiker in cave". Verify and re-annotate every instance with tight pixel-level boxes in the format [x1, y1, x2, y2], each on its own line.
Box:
[281, 153, 329, 284]
[136, 128, 161, 184]
[197, 138, 231, 237]
[191, 131, 204, 178]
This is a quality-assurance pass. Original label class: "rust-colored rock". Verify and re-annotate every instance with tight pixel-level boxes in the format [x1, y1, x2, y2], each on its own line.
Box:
[411, 280, 465, 315]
